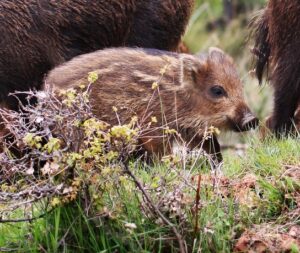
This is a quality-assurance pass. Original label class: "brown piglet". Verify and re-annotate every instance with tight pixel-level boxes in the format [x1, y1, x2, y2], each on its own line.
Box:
[46, 47, 258, 163]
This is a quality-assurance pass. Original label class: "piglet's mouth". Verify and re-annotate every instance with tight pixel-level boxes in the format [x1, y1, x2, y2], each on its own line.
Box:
[229, 114, 259, 132]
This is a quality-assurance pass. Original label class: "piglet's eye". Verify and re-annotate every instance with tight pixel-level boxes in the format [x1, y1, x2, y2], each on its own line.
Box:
[210, 85, 227, 98]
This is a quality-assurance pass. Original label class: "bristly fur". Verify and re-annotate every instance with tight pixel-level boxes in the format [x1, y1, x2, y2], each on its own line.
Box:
[249, 9, 270, 84]
[249, 0, 300, 134]
[0, 0, 194, 110]
[46, 47, 257, 160]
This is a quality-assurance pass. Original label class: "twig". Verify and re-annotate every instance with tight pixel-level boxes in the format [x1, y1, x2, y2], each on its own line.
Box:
[0, 247, 20, 252]
[123, 161, 187, 253]
[0, 208, 54, 223]
[194, 173, 202, 236]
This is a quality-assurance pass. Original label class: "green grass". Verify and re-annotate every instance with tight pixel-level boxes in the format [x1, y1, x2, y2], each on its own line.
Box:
[0, 134, 299, 252]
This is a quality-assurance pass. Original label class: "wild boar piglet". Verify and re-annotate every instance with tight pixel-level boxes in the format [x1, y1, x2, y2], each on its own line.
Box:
[46, 47, 258, 161]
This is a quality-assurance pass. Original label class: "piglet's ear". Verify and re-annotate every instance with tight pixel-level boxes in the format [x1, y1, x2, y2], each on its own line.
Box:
[208, 47, 233, 64]
[209, 47, 225, 58]
[181, 55, 208, 88]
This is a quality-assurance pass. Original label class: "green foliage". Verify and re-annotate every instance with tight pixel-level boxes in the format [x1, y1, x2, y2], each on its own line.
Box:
[23, 133, 43, 149]
[1, 134, 299, 252]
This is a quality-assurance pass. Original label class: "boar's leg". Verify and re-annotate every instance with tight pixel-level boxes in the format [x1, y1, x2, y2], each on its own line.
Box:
[135, 137, 173, 163]
[270, 49, 300, 136]
[135, 134, 223, 167]
[272, 84, 299, 136]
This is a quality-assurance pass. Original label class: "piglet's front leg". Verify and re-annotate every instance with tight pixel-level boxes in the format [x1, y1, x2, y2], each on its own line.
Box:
[188, 134, 223, 168]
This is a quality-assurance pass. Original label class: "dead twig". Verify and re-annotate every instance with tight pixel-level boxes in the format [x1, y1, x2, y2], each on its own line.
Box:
[194, 173, 202, 236]
[123, 161, 187, 253]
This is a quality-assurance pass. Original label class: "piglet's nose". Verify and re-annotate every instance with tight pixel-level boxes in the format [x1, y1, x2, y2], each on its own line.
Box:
[241, 113, 259, 131]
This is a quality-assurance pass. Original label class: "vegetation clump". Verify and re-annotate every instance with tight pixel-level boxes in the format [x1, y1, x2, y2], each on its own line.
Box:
[0, 77, 299, 252]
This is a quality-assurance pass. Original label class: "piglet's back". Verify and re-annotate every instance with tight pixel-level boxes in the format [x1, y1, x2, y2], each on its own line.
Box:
[45, 48, 184, 91]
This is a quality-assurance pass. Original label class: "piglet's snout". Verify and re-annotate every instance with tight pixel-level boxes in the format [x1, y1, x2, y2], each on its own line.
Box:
[231, 106, 259, 132]
[240, 112, 259, 131]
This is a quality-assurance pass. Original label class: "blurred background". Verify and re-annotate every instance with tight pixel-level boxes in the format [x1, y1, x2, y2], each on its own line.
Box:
[183, 0, 269, 144]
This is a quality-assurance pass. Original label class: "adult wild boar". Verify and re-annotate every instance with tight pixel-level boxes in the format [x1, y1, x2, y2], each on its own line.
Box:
[251, 0, 300, 135]
[0, 0, 193, 110]
[46, 47, 258, 161]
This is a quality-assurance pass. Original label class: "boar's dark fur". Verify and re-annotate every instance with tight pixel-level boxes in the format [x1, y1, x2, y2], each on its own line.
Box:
[0, 0, 193, 110]
[251, 0, 300, 135]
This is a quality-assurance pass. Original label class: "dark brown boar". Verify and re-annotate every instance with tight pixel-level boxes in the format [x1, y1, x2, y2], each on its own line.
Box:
[45, 47, 258, 161]
[251, 0, 300, 135]
[0, 0, 193, 110]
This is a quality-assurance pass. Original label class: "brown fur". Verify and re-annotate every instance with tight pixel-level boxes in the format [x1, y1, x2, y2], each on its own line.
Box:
[0, 0, 193, 110]
[177, 41, 190, 54]
[251, 0, 300, 135]
[46, 47, 258, 160]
